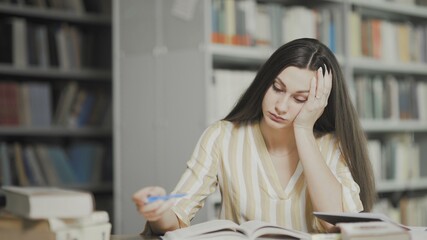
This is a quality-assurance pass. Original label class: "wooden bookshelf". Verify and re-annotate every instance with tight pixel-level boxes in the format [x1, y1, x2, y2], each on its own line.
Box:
[362, 120, 427, 133]
[0, 126, 111, 137]
[0, 3, 110, 25]
[0, 0, 113, 222]
[0, 64, 111, 80]
[351, 58, 427, 75]
[377, 179, 427, 193]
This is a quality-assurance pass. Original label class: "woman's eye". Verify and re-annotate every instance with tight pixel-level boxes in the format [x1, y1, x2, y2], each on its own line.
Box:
[294, 98, 307, 103]
[272, 84, 282, 92]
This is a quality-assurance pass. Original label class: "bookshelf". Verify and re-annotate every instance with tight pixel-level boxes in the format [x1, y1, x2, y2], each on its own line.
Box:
[0, 0, 113, 222]
[114, 0, 427, 233]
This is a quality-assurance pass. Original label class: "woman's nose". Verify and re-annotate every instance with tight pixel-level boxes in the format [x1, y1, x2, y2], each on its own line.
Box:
[275, 95, 289, 115]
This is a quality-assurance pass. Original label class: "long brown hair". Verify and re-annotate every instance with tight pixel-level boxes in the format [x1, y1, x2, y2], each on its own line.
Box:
[224, 38, 376, 211]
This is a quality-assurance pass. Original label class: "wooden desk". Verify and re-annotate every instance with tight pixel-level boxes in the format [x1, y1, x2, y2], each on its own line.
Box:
[111, 235, 159, 240]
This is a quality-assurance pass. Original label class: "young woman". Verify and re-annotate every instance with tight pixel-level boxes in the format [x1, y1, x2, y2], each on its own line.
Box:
[133, 38, 376, 235]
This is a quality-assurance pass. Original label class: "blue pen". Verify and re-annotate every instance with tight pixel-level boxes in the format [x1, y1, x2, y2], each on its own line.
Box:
[145, 193, 187, 204]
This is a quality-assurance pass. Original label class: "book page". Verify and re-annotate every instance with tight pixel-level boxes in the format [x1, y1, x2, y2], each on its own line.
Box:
[239, 220, 311, 240]
[163, 219, 240, 240]
[184, 231, 247, 240]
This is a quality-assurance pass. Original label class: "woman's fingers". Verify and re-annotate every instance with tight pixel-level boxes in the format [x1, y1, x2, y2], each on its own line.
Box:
[133, 186, 166, 205]
[132, 186, 169, 221]
[141, 199, 175, 221]
[316, 67, 324, 99]
[324, 65, 332, 97]
[309, 75, 317, 102]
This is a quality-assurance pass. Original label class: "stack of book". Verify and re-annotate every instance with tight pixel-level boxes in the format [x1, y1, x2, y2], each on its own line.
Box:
[0, 186, 111, 240]
[314, 211, 427, 240]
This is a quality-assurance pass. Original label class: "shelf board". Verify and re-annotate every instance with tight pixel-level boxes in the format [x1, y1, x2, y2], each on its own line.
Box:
[349, 0, 427, 18]
[351, 57, 427, 75]
[210, 44, 345, 66]
[0, 3, 110, 25]
[0, 126, 112, 137]
[59, 183, 113, 194]
[0, 64, 111, 81]
[377, 178, 427, 193]
[361, 120, 427, 132]
[0, 183, 113, 196]
[209, 44, 274, 65]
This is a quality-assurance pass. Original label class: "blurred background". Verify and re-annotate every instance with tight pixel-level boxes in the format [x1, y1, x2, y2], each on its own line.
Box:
[0, 0, 426, 235]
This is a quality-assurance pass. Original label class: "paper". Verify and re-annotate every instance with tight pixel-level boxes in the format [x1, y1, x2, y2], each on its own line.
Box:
[172, 0, 199, 21]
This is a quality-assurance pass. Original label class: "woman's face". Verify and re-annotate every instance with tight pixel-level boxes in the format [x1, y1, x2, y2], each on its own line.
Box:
[261, 66, 315, 129]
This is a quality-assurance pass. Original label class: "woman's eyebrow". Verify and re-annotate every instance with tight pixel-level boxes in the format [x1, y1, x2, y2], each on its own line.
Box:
[275, 77, 309, 93]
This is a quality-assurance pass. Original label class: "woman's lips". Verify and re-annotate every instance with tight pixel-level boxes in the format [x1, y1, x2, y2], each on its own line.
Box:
[269, 112, 285, 122]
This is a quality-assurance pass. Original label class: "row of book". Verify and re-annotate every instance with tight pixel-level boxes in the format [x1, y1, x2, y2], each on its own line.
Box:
[55, 81, 111, 128]
[208, 70, 427, 124]
[207, 69, 255, 125]
[0, 0, 111, 14]
[211, 0, 344, 54]
[0, 186, 111, 240]
[0, 141, 111, 187]
[377, 0, 427, 6]
[349, 11, 427, 63]
[0, 82, 51, 126]
[354, 75, 427, 120]
[0, 17, 110, 70]
[374, 196, 427, 226]
[368, 134, 427, 182]
[0, 81, 111, 127]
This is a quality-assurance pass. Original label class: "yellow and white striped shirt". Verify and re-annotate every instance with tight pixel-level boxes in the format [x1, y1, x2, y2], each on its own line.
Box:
[171, 120, 363, 232]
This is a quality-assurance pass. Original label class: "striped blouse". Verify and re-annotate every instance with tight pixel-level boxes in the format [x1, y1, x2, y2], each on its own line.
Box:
[170, 120, 363, 233]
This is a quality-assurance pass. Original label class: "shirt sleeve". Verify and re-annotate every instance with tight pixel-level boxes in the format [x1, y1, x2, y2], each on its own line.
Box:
[169, 121, 223, 226]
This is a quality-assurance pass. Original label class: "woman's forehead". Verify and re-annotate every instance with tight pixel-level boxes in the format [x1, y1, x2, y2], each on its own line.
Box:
[276, 67, 314, 89]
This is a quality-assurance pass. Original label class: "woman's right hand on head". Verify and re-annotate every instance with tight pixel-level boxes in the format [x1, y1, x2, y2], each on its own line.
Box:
[132, 186, 175, 222]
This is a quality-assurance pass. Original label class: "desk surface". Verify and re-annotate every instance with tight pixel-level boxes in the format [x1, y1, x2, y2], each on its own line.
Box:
[111, 235, 159, 240]
[111, 230, 427, 240]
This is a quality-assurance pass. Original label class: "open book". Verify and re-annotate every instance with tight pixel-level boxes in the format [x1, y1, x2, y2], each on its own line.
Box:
[162, 219, 340, 240]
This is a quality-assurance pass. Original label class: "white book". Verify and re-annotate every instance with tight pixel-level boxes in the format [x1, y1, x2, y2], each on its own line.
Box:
[385, 75, 399, 120]
[381, 20, 394, 62]
[394, 141, 409, 181]
[55, 222, 111, 240]
[372, 75, 384, 119]
[416, 81, 427, 120]
[12, 18, 27, 67]
[408, 143, 420, 180]
[48, 211, 109, 231]
[255, 4, 271, 46]
[212, 69, 254, 123]
[35, 25, 50, 68]
[224, 0, 236, 45]
[1, 186, 94, 219]
[367, 139, 382, 182]
[337, 221, 410, 240]
[282, 6, 316, 44]
[56, 25, 71, 70]
[349, 11, 361, 57]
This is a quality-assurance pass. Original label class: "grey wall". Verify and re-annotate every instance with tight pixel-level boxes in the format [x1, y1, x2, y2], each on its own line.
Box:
[113, 0, 209, 234]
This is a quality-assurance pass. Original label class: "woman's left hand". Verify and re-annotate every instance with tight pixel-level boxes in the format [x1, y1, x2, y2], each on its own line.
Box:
[293, 66, 332, 130]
